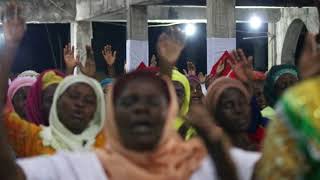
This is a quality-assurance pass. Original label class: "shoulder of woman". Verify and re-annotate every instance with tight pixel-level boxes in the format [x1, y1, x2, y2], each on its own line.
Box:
[94, 132, 106, 148]
[18, 152, 108, 180]
[190, 156, 217, 180]
[191, 148, 261, 180]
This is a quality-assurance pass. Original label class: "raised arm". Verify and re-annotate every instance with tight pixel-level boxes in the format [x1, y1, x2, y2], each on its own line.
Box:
[79, 45, 96, 78]
[102, 44, 117, 78]
[157, 27, 185, 77]
[228, 49, 255, 94]
[0, 2, 26, 180]
[187, 105, 238, 180]
[63, 43, 79, 75]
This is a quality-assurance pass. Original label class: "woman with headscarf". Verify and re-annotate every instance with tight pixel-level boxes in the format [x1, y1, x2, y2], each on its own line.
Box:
[6, 77, 36, 119]
[255, 76, 320, 179]
[252, 71, 267, 111]
[209, 49, 268, 150]
[4, 75, 106, 157]
[25, 70, 64, 126]
[188, 75, 204, 105]
[206, 77, 260, 151]
[0, 70, 263, 180]
[262, 64, 299, 120]
[172, 69, 196, 139]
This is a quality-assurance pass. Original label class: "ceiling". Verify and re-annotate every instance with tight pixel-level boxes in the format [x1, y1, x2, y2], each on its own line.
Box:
[160, 0, 316, 7]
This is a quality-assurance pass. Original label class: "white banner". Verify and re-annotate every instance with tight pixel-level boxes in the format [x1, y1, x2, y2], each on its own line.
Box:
[126, 40, 149, 72]
[207, 37, 236, 73]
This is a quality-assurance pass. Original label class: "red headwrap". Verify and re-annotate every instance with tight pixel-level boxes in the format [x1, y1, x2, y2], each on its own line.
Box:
[25, 69, 65, 126]
[136, 62, 160, 73]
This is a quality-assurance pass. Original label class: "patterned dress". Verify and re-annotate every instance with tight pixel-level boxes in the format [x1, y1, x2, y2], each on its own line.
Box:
[4, 110, 106, 157]
[256, 76, 320, 179]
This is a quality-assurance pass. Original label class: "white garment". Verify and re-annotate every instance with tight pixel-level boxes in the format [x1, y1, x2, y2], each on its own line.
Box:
[230, 148, 261, 180]
[191, 148, 260, 180]
[18, 70, 39, 78]
[40, 75, 106, 151]
[18, 152, 107, 180]
[19, 148, 260, 180]
[200, 84, 207, 96]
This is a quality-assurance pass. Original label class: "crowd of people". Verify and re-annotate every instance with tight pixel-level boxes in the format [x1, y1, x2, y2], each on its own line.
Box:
[0, 2, 320, 180]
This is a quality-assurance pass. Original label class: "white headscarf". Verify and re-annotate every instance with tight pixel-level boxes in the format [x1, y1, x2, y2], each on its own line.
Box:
[18, 70, 39, 78]
[40, 75, 106, 151]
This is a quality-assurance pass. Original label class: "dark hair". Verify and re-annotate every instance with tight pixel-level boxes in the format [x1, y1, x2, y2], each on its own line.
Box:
[113, 70, 170, 104]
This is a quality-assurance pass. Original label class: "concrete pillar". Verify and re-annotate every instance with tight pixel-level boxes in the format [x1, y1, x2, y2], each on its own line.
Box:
[126, 5, 149, 72]
[268, 23, 277, 70]
[70, 21, 92, 74]
[71, 21, 93, 64]
[206, 0, 236, 73]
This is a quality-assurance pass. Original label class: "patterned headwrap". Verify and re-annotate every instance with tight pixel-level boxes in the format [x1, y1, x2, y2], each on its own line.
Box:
[25, 70, 65, 126]
[18, 70, 39, 78]
[276, 76, 320, 179]
[264, 64, 298, 107]
[100, 78, 113, 89]
[205, 77, 250, 114]
[6, 77, 36, 112]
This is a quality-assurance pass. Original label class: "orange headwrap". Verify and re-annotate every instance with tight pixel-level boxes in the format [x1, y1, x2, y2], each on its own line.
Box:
[205, 77, 250, 115]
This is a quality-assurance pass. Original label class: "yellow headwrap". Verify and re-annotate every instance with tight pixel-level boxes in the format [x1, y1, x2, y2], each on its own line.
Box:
[171, 69, 195, 140]
[171, 69, 190, 116]
[42, 71, 64, 90]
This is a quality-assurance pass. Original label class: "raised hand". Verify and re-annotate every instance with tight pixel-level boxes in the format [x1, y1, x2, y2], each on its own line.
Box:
[102, 45, 117, 66]
[150, 54, 157, 67]
[3, 1, 26, 48]
[216, 60, 225, 76]
[80, 45, 96, 78]
[228, 49, 254, 83]
[63, 43, 79, 74]
[198, 72, 206, 84]
[186, 105, 238, 180]
[183, 61, 197, 76]
[186, 105, 223, 140]
[299, 33, 320, 79]
[157, 27, 185, 65]
[187, 61, 196, 76]
[0, 2, 28, 179]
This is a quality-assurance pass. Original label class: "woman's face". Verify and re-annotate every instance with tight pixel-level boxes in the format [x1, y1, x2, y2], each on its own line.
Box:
[215, 88, 251, 132]
[274, 73, 298, 97]
[114, 78, 169, 152]
[57, 83, 97, 134]
[173, 81, 185, 109]
[12, 86, 30, 119]
[41, 84, 58, 121]
[253, 80, 267, 110]
[189, 79, 203, 105]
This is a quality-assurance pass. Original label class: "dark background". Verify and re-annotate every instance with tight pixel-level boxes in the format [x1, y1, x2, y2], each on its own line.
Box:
[12, 15, 312, 77]
[10, 22, 271, 75]
[9, 0, 316, 75]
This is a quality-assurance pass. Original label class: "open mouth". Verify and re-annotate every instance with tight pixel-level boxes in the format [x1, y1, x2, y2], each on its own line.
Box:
[131, 120, 153, 135]
[192, 97, 202, 103]
[71, 110, 84, 122]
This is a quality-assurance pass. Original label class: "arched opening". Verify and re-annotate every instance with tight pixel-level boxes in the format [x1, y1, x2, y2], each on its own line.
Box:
[281, 19, 308, 65]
